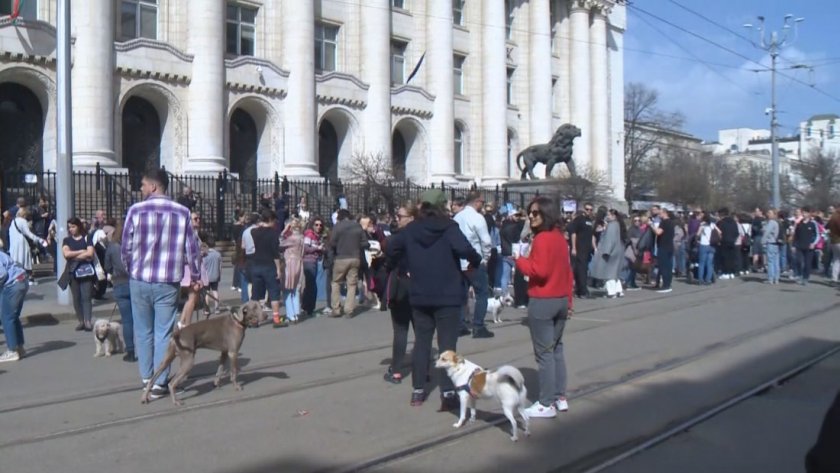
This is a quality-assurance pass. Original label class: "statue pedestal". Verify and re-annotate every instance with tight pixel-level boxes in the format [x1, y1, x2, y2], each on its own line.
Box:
[503, 178, 627, 213]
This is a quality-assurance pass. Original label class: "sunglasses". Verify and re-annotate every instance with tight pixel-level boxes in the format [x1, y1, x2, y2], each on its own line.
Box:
[584, 207, 593, 212]
[313, 223, 323, 227]
[529, 210, 542, 217]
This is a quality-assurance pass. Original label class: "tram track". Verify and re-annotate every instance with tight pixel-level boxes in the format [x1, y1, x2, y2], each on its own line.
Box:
[0, 280, 758, 417]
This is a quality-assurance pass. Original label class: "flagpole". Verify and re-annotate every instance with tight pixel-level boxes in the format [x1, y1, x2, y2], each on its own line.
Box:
[55, 0, 72, 305]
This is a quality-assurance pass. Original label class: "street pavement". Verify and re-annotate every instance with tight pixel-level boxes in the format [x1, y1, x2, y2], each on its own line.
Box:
[2, 271, 839, 473]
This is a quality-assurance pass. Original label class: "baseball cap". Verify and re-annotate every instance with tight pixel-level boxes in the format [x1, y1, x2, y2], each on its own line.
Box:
[420, 189, 447, 208]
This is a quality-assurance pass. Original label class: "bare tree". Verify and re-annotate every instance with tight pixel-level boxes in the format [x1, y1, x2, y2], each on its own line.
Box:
[552, 166, 613, 206]
[624, 82, 685, 208]
[339, 152, 399, 214]
[791, 150, 840, 211]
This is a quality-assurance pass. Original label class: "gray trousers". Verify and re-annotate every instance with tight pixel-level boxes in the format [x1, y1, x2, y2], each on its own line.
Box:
[527, 297, 568, 406]
[69, 278, 94, 324]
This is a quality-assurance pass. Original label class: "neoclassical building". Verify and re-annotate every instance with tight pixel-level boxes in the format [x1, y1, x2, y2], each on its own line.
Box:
[0, 0, 625, 198]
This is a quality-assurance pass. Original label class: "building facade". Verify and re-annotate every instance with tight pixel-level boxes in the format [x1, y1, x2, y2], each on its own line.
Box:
[800, 113, 840, 158]
[0, 0, 625, 197]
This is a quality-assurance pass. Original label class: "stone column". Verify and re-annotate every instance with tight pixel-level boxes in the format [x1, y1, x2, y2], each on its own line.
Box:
[569, 0, 591, 168]
[361, 0, 391, 160]
[481, 0, 509, 184]
[554, 0, 572, 124]
[530, 0, 553, 149]
[590, 4, 610, 173]
[71, 0, 117, 168]
[281, 1, 318, 177]
[427, 0, 456, 182]
[184, 0, 226, 172]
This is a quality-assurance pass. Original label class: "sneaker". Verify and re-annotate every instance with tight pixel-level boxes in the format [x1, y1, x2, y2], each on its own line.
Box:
[458, 327, 471, 337]
[524, 401, 557, 418]
[230, 286, 237, 291]
[410, 389, 426, 407]
[0, 350, 20, 363]
[657, 288, 673, 294]
[472, 326, 495, 339]
[321, 307, 333, 317]
[439, 392, 460, 412]
[555, 398, 569, 412]
[148, 385, 169, 400]
[16, 346, 25, 359]
[123, 350, 137, 362]
[626, 286, 641, 291]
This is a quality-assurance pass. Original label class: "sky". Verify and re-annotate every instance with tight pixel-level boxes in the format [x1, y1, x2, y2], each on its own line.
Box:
[623, 0, 840, 142]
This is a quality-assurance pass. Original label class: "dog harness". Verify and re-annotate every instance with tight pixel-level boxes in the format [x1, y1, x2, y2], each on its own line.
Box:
[456, 368, 482, 399]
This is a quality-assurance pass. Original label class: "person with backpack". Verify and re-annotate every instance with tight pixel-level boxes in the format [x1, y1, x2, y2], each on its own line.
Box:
[716, 208, 740, 280]
[793, 207, 820, 285]
[696, 212, 721, 285]
[8, 208, 47, 283]
[762, 209, 781, 285]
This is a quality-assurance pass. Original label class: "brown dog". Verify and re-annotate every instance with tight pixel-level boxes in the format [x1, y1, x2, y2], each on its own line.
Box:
[141, 301, 265, 406]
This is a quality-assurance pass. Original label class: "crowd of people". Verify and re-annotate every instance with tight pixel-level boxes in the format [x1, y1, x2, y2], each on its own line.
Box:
[2, 175, 839, 424]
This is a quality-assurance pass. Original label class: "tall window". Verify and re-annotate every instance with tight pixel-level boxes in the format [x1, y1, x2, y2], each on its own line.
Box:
[391, 0, 406, 9]
[454, 124, 464, 175]
[507, 67, 515, 105]
[507, 130, 514, 176]
[453, 0, 465, 26]
[119, 0, 157, 41]
[226, 4, 257, 56]
[505, 0, 514, 39]
[391, 41, 407, 85]
[315, 23, 339, 72]
[453, 55, 465, 95]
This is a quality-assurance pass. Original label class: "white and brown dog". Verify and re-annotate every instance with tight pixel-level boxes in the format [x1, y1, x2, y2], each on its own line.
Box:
[435, 350, 530, 441]
[467, 294, 507, 324]
[93, 318, 124, 357]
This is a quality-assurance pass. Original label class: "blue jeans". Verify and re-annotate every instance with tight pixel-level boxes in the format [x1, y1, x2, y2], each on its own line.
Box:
[238, 269, 249, 303]
[698, 245, 715, 283]
[765, 244, 780, 283]
[284, 289, 301, 321]
[779, 243, 788, 272]
[657, 249, 674, 289]
[798, 248, 813, 282]
[623, 260, 638, 288]
[249, 264, 281, 302]
[112, 282, 135, 352]
[499, 257, 514, 296]
[316, 260, 327, 301]
[464, 265, 490, 328]
[675, 242, 687, 275]
[130, 280, 179, 385]
[1, 277, 28, 351]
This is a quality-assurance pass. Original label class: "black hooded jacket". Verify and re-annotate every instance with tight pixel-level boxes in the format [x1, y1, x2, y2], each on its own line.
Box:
[385, 216, 481, 307]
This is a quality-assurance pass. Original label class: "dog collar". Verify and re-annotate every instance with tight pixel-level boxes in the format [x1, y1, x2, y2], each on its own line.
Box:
[96, 334, 108, 343]
[232, 315, 250, 328]
[456, 368, 482, 399]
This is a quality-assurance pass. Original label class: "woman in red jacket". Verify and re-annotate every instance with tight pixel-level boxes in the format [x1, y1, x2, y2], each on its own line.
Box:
[515, 196, 574, 419]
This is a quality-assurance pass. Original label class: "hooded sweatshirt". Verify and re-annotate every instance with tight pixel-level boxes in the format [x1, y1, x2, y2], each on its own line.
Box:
[385, 216, 481, 307]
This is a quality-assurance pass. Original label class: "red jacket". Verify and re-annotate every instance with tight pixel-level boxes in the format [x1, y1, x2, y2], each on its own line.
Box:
[515, 228, 574, 310]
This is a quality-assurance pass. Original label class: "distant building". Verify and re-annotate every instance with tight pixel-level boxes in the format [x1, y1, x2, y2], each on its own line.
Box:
[704, 128, 800, 159]
[800, 113, 840, 157]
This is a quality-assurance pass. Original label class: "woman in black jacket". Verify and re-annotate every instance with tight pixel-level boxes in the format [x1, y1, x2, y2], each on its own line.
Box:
[386, 190, 481, 408]
[383, 204, 416, 384]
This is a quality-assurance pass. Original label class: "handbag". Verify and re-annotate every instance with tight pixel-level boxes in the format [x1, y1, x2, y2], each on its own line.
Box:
[73, 263, 96, 279]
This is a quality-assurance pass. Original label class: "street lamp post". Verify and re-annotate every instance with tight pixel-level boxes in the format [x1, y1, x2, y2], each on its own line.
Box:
[55, 0, 73, 305]
[744, 14, 804, 209]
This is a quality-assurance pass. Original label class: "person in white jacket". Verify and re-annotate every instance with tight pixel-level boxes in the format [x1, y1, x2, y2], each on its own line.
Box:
[452, 191, 494, 339]
[9, 208, 47, 282]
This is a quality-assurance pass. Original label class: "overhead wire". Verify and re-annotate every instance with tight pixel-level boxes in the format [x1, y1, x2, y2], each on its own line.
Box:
[628, 4, 840, 103]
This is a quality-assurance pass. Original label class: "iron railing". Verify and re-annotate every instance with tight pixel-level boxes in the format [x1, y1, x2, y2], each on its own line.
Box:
[0, 166, 543, 241]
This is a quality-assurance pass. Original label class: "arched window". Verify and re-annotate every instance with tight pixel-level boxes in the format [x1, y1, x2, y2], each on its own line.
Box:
[454, 123, 464, 175]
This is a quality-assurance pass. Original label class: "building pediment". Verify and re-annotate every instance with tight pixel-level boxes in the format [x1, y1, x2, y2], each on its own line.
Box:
[115, 39, 193, 84]
[0, 18, 60, 61]
[391, 84, 434, 119]
[225, 56, 288, 98]
[316, 71, 369, 109]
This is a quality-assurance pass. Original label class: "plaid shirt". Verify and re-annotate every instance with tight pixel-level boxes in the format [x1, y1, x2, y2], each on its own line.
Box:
[121, 195, 200, 284]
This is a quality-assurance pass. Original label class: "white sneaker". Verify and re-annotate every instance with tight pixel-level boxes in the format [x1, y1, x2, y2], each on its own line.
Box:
[0, 350, 21, 363]
[657, 288, 673, 293]
[555, 398, 569, 412]
[524, 401, 557, 418]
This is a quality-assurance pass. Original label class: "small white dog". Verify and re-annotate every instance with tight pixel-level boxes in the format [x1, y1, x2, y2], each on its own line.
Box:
[467, 294, 507, 324]
[93, 319, 124, 357]
[435, 350, 530, 441]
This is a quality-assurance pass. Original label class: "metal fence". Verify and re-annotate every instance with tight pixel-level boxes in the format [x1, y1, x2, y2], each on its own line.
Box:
[0, 166, 543, 241]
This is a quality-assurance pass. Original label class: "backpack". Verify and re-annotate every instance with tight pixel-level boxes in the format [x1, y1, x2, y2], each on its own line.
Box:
[709, 225, 721, 246]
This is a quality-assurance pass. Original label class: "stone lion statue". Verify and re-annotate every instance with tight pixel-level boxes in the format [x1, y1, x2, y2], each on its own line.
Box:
[516, 124, 581, 180]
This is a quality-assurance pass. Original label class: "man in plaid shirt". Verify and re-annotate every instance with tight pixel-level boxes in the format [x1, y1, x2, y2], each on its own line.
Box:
[121, 169, 201, 399]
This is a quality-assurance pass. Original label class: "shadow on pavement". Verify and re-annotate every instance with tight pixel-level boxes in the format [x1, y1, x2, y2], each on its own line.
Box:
[22, 313, 61, 326]
[26, 340, 76, 357]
